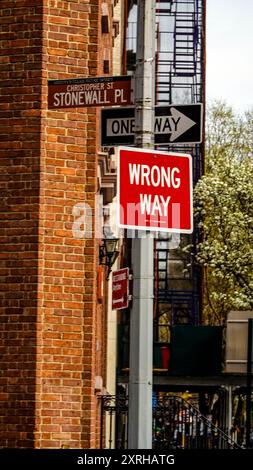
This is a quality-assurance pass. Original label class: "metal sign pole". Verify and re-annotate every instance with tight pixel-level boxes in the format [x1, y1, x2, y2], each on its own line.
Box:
[128, 0, 155, 449]
[246, 318, 253, 447]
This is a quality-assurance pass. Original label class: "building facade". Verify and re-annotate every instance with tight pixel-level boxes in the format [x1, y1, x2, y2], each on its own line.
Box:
[0, 0, 120, 448]
[0, 0, 213, 450]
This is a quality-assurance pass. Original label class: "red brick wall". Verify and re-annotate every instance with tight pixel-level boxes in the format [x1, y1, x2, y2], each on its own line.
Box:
[98, 0, 113, 76]
[0, 0, 110, 448]
[0, 0, 43, 447]
[94, 0, 113, 448]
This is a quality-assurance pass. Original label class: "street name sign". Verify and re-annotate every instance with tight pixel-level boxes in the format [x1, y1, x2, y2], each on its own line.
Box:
[118, 147, 193, 233]
[101, 104, 202, 146]
[112, 267, 129, 310]
[48, 76, 132, 109]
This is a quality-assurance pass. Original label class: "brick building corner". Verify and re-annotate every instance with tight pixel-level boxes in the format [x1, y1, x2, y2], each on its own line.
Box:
[0, 0, 115, 448]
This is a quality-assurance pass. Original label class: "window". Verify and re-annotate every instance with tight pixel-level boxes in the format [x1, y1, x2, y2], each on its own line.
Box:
[101, 2, 109, 34]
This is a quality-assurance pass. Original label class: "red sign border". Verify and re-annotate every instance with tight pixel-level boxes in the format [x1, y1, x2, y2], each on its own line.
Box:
[117, 146, 193, 234]
[112, 267, 129, 311]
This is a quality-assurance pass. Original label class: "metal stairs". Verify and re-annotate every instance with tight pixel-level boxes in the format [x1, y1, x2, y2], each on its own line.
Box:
[173, 12, 196, 76]
[154, 237, 199, 325]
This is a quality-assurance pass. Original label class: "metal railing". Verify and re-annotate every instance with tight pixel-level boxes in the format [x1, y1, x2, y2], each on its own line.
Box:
[100, 394, 241, 449]
[153, 396, 241, 449]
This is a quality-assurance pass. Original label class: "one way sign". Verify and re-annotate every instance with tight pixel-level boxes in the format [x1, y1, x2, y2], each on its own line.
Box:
[101, 104, 202, 146]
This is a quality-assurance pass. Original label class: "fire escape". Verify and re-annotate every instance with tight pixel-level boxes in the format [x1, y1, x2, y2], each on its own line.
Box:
[109, 2, 247, 451]
[124, 0, 205, 364]
[154, 0, 204, 341]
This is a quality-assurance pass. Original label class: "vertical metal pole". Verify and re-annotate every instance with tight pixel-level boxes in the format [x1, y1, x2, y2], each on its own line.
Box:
[246, 318, 253, 447]
[224, 385, 233, 445]
[100, 397, 104, 449]
[228, 386, 233, 437]
[128, 0, 155, 449]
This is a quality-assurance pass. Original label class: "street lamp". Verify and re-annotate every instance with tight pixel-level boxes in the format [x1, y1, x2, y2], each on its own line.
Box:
[99, 229, 119, 280]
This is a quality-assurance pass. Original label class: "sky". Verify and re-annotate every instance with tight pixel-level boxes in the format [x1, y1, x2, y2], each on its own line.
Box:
[206, 0, 253, 112]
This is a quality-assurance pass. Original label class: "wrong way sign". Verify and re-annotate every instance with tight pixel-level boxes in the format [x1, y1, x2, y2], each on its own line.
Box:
[101, 104, 202, 146]
[118, 147, 193, 233]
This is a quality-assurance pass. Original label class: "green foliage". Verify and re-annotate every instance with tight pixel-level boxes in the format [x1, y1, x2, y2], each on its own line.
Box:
[194, 101, 253, 325]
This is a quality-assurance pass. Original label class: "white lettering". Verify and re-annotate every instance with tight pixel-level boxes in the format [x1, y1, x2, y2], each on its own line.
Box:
[129, 163, 141, 185]
[140, 194, 171, 217]
[151, 195, 162, 216]
[84, 90, 93, 104]
[53, 93, 60, 107]
[54, 90, 111, 107]
[114, 273, 126, 281]
[59, 92, 65, 106]
[115, 89, 122, 103]
[66, 82, 105, 92]
[65, 92, 72, 106]
[115, 89, 127, 103]
[140, 193, 152, 215]
[92, 92, 98, 104]
[167, 455, 175, 464]
[171, 167, 181, 188]
[71, 92, 79, 106]
[150, 456, 159, 464]
[160, 195, 171, 216]
[103, 90, 109, 104]
[83, 454, 111, 467]
[141, 165, 151, 186]
[112, 284, 121, 291]
[128, 163, 181, 189]
[150, 165, 160, 187]
[160, 166, 171, 187]
[79, 91, 84, 105]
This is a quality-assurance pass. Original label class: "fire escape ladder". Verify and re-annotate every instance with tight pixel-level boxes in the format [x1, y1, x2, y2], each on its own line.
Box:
[173, 2, 197, 77]
[155, 6, 174, 105]
[155, 239, 197, 326]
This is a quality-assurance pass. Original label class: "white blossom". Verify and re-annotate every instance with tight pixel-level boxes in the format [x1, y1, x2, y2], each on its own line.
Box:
[194, 102, 253, 325]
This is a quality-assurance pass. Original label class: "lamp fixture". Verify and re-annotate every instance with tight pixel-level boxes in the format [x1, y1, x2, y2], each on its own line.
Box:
[99, 231, 119, 280]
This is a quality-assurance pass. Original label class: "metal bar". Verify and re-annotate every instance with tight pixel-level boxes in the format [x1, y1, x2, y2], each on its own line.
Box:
[109, 409, 113, 449]
[100, 397, 104, 449]
[246, 318, 253, 447]
[128, 0, 155, 449]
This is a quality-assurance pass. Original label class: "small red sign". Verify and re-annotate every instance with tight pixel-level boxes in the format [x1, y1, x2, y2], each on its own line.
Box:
[112, 268, 129, 310]
[118, 147, 193, 233]
[48, 76, 132, 109]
